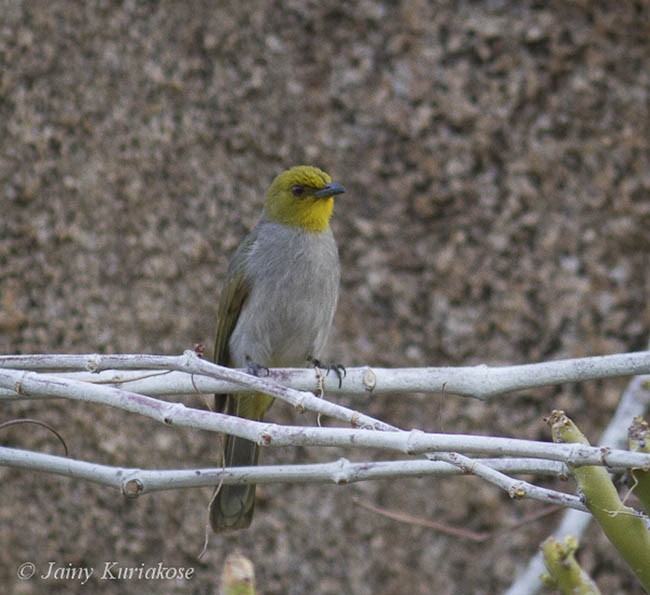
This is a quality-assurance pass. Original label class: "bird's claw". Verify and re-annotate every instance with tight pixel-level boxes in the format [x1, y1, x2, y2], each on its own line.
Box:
[245, 355, 270, 377]
[308, 357, 346, 389]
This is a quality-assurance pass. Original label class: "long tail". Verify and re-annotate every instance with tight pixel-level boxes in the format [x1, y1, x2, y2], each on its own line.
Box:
[210, 392, 273, 532]
[210, 433, 259, 531]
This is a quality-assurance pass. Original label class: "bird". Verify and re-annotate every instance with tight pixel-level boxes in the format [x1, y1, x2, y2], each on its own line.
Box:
[210, 165, 345, 531]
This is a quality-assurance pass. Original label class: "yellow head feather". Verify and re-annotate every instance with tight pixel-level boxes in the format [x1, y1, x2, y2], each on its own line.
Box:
[263, 165, 345, 232]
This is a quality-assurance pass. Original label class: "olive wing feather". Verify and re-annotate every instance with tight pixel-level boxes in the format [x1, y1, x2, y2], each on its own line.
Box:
[213, 237, 254, 412]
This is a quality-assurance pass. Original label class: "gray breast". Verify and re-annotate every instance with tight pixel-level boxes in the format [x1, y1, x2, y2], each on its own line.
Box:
[229, 222, 340, 367]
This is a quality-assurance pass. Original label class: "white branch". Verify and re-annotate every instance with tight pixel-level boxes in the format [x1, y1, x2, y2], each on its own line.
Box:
[0, 353, 391, 430]
[1, 350, 649, 400]
[432, 452, 585, 511]
[1, 444, 586, 511]
[2, 351, 649, 536]
[1, 367, 649, 469]
[0, 446, 566, 493]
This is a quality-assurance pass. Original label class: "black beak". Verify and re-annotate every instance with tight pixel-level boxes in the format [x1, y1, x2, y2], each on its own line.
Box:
[314, 182, 346, 199]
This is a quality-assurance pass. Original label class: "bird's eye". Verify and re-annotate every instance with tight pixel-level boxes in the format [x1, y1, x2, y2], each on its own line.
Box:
[291, 184, 305, 197]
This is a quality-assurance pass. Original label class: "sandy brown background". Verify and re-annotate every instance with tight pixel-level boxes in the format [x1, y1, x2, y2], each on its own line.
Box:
[1, 1, 649, 593]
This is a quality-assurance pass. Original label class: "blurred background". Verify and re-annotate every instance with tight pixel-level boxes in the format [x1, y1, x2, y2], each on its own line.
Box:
[1, 1, 649, 593]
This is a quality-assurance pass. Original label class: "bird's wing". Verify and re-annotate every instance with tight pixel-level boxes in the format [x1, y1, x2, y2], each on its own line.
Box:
[213, 235, 254, 412]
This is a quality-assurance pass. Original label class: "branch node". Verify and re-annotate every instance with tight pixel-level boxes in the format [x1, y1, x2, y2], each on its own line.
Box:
[294, 391, 308, 414]
[405, 429, 425, 454]
[333, 458, 351, 484]
[123, 478, 143, 498]
[445, 452, 474, 473]
[362, 367, 376, 392]
[86, 354, 102, 373]
[181, 349, 197, 366]
[509, 482, 527, 499]
[599, 446, 613, 468]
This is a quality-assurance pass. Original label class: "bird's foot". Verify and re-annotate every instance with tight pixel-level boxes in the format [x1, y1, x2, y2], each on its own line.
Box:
[308, 357, 346, 389]
[245, 355, 270, 377]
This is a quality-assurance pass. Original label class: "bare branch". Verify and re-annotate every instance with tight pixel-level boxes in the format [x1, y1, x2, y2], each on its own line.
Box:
[0, 447, 566, 493]
[2, 443, 585, 512]
[1, 367, 650, 470]
[0, 354, 391, 430]
[2, 351, 649, 545]
[1, 350, 649, 400]
[432, 452, 586, 512]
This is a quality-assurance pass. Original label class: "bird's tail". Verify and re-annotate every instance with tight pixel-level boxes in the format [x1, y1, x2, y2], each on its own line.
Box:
[210, 432, 260, 532]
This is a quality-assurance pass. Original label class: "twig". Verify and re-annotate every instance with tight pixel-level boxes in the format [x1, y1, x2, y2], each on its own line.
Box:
[0, 418, 69, 456]
[432, 452, 587, 512]
[352, 496, 489, 541]
[352, 498, 563, 542]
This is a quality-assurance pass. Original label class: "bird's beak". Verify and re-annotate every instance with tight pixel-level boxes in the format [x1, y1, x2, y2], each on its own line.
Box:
[314, 182, 346, 199]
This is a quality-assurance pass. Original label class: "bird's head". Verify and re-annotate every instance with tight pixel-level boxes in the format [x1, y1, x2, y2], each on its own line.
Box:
[263, 165, 345, 232]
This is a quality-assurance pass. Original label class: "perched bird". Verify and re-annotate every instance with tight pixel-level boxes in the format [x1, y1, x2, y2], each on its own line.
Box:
[210, 165, 345, 531]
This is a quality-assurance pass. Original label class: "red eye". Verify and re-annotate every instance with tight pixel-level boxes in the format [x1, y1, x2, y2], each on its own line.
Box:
[291, 184, 305, 197]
